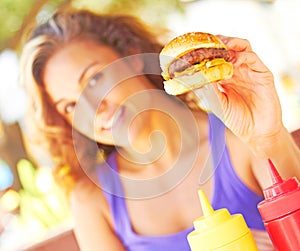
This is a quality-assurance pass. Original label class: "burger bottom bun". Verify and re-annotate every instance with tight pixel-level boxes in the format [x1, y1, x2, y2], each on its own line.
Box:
[163, 61, 233, 95]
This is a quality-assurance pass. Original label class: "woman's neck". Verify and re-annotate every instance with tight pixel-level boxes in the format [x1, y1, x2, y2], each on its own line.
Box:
[116, 99, 208, 177]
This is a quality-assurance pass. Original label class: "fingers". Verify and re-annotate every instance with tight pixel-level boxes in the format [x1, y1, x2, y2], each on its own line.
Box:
[217, 35, 252, 52]
[233, 51, 270, 73]
[227, 37, 253, 52]
[216, 35, 230, 44]
[217, 35, 254, 68]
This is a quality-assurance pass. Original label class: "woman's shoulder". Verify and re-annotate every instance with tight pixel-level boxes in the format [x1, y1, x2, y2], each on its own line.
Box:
[69, 175, 121, 249]
[71, 176, 100, 202]
[70, 174, 110, 216]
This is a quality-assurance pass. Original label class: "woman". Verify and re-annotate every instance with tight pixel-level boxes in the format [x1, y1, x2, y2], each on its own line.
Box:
[20, 8, 300, 251]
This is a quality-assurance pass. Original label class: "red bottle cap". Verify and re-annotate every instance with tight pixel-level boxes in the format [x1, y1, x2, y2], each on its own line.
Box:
[257, 159, 300, 222]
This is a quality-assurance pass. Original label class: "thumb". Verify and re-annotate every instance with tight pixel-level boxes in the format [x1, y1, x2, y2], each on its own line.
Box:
[192, 83, 226, 121]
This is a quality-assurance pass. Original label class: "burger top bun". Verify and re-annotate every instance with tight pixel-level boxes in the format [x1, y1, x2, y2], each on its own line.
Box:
[159, 32, 227, 75]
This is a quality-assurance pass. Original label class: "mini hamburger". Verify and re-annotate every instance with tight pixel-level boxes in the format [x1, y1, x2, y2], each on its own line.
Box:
[159, 32, 233, 95]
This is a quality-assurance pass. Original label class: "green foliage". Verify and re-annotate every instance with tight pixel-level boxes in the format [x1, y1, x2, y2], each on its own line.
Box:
[16, 159, 71, 228]
[19, 189, 59, 227]
[0, 0, 185, 50]
[0, 0, 67, 50]
[0, 0, 36, 49]
[17, 159, 40, 196]
[72, 0, 185, 26]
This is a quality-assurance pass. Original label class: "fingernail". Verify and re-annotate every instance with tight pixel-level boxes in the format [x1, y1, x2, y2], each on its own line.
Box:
[228, 50, 236, 63]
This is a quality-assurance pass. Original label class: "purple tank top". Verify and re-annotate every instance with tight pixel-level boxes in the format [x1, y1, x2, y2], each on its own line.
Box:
[96, 113, 265, 251]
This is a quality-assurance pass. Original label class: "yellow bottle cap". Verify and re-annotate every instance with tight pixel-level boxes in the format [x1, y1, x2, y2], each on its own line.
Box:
[187, 190, 258, 251]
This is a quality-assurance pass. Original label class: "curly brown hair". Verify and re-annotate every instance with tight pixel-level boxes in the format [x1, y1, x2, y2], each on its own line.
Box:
[20, 8, 165, 192]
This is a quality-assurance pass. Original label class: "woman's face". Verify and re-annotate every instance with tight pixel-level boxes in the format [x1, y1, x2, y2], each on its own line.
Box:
[43, 40, 155, 146]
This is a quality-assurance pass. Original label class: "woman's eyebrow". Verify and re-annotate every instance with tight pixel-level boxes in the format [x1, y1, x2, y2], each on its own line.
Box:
[78, 61, 99, 84]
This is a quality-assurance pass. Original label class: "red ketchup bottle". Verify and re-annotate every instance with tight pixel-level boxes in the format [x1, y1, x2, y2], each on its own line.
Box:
[257, 159, 300, 251]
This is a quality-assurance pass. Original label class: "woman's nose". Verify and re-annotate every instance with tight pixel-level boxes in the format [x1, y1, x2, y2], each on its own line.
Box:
[97, 99, 108, 114]
[95, 99, 120, 122]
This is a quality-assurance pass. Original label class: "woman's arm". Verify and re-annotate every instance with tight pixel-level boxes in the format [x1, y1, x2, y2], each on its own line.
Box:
[205, 35, 300, 187]
[70, 177, 127, 251]
[250, 127, 300, 189]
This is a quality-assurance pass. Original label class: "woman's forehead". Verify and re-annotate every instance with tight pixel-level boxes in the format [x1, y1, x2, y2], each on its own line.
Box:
[54, 40, 119, 62]
[42, 40, 120, 100]
[44, 40, 118, 79]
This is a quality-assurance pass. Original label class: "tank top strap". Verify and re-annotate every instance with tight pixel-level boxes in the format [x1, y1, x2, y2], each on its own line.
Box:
[96, 151, 133, 234]
[208, 112, 226, 167]
[96, 152, 193, 250]
[197, 113, 227, 185]
[207, 113, 265, 230]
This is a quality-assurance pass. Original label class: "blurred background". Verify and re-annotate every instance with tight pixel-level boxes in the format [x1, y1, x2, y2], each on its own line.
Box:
[0, 0, 300, 250]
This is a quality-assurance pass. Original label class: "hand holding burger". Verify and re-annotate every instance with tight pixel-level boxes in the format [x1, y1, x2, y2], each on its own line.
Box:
[160, 32, 284, 157]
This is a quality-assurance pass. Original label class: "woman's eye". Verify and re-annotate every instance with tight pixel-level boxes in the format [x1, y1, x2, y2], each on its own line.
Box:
[64, 102, 76, 114]
[88, 72, 103, 87]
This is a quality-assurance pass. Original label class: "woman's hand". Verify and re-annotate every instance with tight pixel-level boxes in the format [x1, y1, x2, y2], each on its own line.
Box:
[205, 36, 284, 155]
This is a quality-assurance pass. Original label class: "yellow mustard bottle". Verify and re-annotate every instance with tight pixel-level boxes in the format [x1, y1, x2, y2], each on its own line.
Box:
[187, 190, 258, 251]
